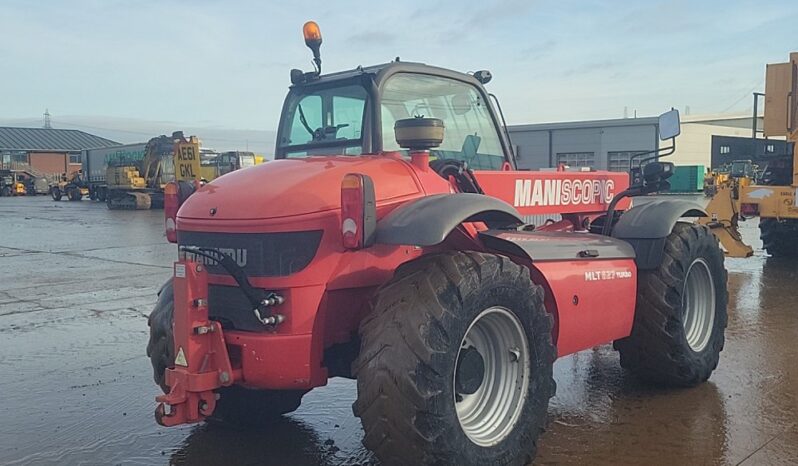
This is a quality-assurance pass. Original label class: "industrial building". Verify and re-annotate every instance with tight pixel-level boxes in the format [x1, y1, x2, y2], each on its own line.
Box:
[710, 135, 793, 169]
[508, 113, 769, 171]
[0, 127, 119, 180]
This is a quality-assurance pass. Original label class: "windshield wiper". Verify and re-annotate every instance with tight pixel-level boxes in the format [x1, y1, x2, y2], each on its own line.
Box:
[297, 103, 315, 136]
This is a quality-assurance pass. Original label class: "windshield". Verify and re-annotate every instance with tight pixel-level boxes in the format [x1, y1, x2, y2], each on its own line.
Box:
[380, 73, 505, 170]
[278, 84, 367, 157]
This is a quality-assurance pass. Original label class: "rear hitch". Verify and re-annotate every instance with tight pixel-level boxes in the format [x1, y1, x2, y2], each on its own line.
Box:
[154, 259, 237, 427]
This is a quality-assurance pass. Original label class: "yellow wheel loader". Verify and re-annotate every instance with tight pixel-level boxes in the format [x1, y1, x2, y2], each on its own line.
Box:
[50, 171, 89, 201]
[700, 52, 798, 258]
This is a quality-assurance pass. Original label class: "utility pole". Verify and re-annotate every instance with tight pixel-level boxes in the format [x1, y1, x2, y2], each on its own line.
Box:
[752, 92, 765, 140]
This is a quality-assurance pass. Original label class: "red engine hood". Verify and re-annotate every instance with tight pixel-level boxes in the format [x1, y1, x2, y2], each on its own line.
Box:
[177, 156, 423, 221]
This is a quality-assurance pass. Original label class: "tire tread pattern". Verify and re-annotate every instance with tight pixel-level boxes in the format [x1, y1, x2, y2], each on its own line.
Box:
[614, 223, 728, 386]
[352, 251, 556, 466]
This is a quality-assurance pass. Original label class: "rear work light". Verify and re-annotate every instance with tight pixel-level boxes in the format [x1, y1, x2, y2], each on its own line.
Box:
[341, 173, 376, 250]
[165, 180, 199, 243]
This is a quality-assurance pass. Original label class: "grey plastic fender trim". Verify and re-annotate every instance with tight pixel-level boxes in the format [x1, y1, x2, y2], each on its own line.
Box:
[375, 193, 522, 246]
[611, 199, 707, 270]
[612, 200, 706, 239]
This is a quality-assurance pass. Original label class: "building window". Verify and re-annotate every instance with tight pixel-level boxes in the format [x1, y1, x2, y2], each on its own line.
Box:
[607, 150, 645, 172]
[719, 145, 730, 155]
[765, 143, 775, 153]
[69, 153, 82, 164]
[556, 152, 595, 168]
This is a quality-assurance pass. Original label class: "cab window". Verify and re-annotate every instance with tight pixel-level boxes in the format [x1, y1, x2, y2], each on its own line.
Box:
[380, 74, 505, 169]
[279, 84, 367, 157]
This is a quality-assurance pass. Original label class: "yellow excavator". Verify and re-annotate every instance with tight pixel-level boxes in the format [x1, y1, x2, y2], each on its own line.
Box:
[700, 52, 798, 258]
[106, 132, 201, 210]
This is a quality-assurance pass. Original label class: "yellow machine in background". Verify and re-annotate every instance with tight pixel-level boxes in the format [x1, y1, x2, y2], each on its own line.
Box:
[703, 160, 755, 197]
[106, 132, 201, 210]
[50, 171, 89, 201]
[701, 52, 798, 258]
[0, 170, 26, 197]
[199, 150, 263, 181]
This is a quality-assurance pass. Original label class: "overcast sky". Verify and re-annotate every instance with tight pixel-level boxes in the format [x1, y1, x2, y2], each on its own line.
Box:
[1, 0, 796, 153]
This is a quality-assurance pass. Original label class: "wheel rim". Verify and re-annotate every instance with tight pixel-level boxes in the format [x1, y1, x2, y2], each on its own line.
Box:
[682, 258, 716, 352]
[454, 306, 529, 447]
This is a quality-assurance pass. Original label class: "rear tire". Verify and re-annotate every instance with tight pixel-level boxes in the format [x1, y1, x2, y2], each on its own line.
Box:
[759, 218, 798, 258]
[146, 279, 306, 424]
[353, 252, 556, 466]
[51, 187, 62, 201]
[614, 223, 728, 387]
[68, 187, 82, 201]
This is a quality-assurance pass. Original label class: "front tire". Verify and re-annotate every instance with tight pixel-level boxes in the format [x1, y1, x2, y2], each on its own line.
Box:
[614, 223, 728, 386]
[68, 187, 82, 201]
[353, 252, 556, 466]
[146, 279, 306, 424]
[51, 187, 62, 201]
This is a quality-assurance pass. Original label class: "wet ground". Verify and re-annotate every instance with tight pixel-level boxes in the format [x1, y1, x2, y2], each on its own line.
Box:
[1, 195, 796, 465]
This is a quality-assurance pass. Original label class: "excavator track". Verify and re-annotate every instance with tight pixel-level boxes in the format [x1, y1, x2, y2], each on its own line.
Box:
[106, 192, 152, 210]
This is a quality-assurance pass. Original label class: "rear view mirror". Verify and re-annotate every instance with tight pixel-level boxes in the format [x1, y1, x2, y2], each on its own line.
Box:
[659, 109, 681, 140]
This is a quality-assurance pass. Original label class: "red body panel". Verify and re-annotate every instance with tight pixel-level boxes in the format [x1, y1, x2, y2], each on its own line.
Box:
[534, 260, 637, 357]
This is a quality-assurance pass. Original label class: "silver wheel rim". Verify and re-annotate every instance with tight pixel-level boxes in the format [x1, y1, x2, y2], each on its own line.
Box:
[454, 307, 529, 447]
[682, 258, 716, 352]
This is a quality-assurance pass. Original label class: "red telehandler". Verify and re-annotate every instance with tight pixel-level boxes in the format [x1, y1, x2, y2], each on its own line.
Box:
[148, 21, 728, 466]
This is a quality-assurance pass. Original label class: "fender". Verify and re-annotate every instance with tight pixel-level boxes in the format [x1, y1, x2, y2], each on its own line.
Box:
[376, 193, 522, 246]
[612, 200, 707, 270]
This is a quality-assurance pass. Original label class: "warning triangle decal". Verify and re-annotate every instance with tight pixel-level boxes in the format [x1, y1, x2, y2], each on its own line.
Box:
[175, 347, 188, 367]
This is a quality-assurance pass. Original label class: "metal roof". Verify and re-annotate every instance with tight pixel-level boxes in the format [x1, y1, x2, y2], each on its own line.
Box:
[0, 127, 120, 152]
[508, 117, 659, 133]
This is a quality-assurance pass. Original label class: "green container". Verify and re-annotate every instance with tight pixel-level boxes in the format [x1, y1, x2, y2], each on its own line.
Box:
[669, 165, 705, 193]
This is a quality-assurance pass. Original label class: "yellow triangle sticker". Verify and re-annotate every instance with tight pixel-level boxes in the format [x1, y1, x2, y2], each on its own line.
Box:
[175, 347, 188, 367]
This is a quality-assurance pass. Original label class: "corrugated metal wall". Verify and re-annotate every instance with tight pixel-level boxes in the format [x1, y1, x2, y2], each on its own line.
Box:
[510, 122, 658, 170]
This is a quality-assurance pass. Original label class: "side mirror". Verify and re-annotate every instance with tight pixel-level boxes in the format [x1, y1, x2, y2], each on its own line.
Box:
[658, 109, 681, 141]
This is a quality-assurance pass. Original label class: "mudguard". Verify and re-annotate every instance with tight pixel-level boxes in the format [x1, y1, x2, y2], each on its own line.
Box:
[375, 193, 522, 246]
[612, 200, 707, 270]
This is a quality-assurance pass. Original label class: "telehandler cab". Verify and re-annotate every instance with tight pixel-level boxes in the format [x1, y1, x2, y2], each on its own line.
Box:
[148, 22, 728, 465]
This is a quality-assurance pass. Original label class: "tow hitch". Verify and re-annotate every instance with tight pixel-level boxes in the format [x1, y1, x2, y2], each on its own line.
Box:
[155, 259, 237, 426]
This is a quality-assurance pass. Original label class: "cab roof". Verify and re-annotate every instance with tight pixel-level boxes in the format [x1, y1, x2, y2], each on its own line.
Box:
[291, 60, 484, 89]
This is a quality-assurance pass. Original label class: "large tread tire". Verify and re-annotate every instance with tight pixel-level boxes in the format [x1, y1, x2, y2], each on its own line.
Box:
[352, 251, 556, 466]
[146, 279, 306, 425]
[68, 187, 82, 201]
[51, 187, 62, 201]
[614, 223, 728, 387]
[759, 218, 798, 258]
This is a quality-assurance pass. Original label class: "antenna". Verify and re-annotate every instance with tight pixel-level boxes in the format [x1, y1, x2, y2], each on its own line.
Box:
[43, 109, 52, 129]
